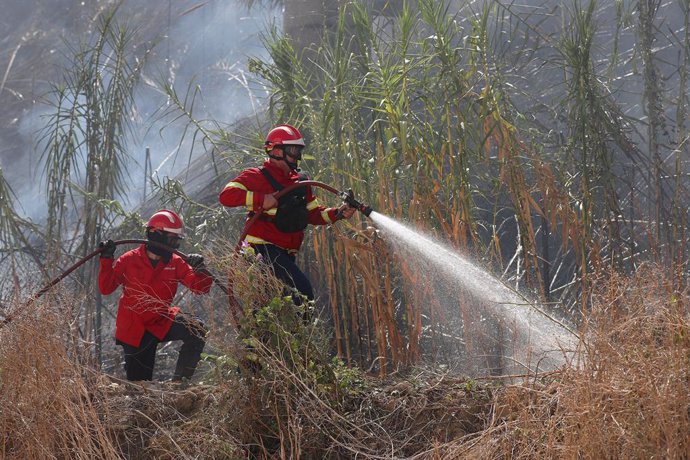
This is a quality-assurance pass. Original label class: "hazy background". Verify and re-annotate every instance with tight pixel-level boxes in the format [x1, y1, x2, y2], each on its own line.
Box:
[0, 0, 279, 220]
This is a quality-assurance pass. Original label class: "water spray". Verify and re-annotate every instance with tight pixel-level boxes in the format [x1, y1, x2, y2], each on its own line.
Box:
[368, 212, 579, 372]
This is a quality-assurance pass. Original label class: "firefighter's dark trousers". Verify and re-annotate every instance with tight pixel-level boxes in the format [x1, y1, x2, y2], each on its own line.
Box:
[253, 243, 315, 302]
[120, 314, 207, 381]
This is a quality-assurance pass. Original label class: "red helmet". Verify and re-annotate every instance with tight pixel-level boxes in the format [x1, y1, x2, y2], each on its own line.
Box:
[146, 209, 184, 236]
[264, 124, 306, 151]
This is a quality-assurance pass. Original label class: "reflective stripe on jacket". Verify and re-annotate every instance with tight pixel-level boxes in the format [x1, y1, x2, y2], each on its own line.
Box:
[98, 244, 212, 347]
[219, 160, 340, 251]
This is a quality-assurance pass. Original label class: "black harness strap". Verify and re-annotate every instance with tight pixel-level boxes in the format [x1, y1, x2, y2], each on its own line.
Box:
[260, 167, 284, 191]
[247, 168, 308, 222]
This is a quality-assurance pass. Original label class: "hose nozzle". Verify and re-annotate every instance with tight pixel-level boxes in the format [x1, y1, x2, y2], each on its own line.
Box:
[340, 189, 373, 217]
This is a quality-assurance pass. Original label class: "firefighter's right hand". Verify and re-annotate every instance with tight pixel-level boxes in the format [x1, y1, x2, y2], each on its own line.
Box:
[99, 239, 116, 259]
[262, 193, 278, 210]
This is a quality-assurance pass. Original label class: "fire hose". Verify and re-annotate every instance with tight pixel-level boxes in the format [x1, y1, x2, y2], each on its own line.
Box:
[227, 181, 373, 321]
[0, 239, 230, 328]
[1, 182, 373, 329]
[235, 180, 373, 250]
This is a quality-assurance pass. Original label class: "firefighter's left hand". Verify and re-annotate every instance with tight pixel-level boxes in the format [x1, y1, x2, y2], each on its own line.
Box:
[337, 204, 356, 220]
[186, 253, 205, 271]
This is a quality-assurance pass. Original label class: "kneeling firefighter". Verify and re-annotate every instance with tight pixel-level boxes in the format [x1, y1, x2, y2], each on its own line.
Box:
[98, 210, 212, 381]
[219, 123, 356, 308]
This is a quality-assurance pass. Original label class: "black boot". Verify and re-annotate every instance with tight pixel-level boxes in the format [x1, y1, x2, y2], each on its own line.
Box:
[172, 319, 207, 381]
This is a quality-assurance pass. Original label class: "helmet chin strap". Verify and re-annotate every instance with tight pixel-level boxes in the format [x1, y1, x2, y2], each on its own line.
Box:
[268, 151, 299, 171]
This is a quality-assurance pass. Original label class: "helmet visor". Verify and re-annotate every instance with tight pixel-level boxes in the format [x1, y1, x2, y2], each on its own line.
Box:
[283, 145, 304, 161]
[146, 230, 181, 260]
[164, 232, 183, 249]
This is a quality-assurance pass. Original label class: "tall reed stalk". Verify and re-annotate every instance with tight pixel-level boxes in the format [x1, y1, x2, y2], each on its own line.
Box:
[38, 7, 147, 362]
[0, 169, 43, 302]
[160, 0, 690, 375]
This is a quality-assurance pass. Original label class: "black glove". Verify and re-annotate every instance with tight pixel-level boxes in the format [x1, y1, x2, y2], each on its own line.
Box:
[99, 239, 116, 259]
[186, 253, 205, 271]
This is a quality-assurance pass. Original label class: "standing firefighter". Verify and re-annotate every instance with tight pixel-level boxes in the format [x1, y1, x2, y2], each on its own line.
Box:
[219, 123, 355, 306]
[98, 210, 212, 382]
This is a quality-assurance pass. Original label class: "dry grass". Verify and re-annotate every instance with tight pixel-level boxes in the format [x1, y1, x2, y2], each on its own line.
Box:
[1, 264, 688, 459]
[4, 1, 690, 457]
[0, 285, 249, 459]
[241, 266, 689, 458]
[0, 293, 121, 459]
[448, 265, 690, 459]
[98, 380, 246, 459]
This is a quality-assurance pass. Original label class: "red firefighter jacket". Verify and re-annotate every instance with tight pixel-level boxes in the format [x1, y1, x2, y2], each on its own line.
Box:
[219, 160, 341, 252]
[98, 244, 212, 347]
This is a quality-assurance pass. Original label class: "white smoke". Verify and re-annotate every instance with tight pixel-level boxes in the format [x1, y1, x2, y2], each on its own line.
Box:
[2, 0, 280, 217]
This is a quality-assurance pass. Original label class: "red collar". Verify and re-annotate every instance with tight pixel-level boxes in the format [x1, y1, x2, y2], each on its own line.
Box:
[263, 159, 297, 180]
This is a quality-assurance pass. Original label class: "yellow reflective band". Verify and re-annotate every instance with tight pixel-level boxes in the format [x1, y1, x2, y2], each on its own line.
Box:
[245, 191, 253, 208]
[244, 236, 297, 253]
[307, 199, 320, 211]
[245, 235, 268, 245]
[265, 208, 277, 216]
[321, 210, 333, 223]
[226, 181, 247, 191]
